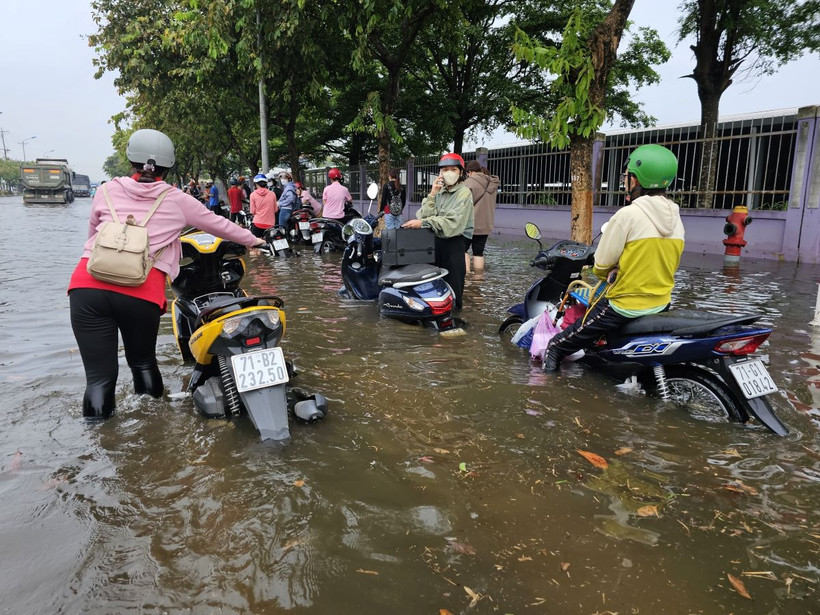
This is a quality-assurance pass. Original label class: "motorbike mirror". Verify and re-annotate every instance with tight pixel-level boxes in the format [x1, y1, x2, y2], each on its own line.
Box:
[366, 182, 379, 200]
[525, 222, 541, 241]
[592, 221, 609, 244]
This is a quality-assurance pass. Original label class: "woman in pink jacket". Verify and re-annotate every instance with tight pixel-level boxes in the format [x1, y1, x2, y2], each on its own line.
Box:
[68, 129, 266, 421]
[249, 174, 279, 237]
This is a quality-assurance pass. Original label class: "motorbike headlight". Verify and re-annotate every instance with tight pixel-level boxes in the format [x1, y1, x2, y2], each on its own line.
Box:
[403, 296, 426, 311]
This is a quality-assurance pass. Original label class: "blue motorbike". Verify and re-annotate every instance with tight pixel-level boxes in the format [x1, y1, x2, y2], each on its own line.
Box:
[500, 223, 789, 436]
[338, 218, 460, 331]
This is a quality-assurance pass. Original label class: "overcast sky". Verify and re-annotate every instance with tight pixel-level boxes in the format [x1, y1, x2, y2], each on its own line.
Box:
[1, 0, 818, 182]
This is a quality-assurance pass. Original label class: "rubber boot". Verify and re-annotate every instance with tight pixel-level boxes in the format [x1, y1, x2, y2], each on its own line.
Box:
[132, 366, 164, 398]
[83, 385, 116, 421]
[542, 347, 563, 373]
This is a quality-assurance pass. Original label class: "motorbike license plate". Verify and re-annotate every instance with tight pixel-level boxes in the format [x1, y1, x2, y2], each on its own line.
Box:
[231, 347, 289, 393]
[311, 231, 324, 244]
[728, 359, 778, 399]
[272, 239, 290, 251]
[298, 221, 310, 230]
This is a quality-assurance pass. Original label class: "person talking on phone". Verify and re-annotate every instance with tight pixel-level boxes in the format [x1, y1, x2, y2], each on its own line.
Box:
[402, 152, 474, 309]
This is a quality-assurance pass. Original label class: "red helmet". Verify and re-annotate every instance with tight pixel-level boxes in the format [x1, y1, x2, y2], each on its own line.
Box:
[328, 168, 343, 181]
[438, 152, 465, 169]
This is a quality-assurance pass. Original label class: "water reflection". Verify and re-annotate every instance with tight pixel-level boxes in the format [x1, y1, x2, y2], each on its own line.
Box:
[1, 197, 819, 612]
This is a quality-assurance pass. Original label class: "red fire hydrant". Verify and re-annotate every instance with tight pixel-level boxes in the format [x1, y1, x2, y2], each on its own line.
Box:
[723, 205, 752, 262]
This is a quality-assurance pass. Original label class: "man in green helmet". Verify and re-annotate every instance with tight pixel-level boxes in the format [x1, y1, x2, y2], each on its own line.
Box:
[543, 144, 685, 372]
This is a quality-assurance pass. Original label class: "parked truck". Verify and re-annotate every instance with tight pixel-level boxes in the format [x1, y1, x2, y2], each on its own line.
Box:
[20, 158, 75, 204]
[71, 173, 91, 197]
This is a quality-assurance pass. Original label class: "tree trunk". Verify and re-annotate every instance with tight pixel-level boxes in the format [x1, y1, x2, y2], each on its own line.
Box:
[569, 135, 594, 244]
[285, 96, 301, 180]
[697, 91, 720, 208]
[452, 125, 465, 155]
[567, 0, 634, 244]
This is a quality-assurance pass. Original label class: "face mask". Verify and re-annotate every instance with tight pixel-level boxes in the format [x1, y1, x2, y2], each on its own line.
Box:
[441, 169, 460, 186]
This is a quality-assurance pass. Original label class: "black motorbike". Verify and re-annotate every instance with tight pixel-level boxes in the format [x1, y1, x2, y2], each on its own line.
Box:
[310, 202, 362, 254]
[338, 218, 460, 331]
[264, 225, 299, 258]
[286, 206, 315, 244]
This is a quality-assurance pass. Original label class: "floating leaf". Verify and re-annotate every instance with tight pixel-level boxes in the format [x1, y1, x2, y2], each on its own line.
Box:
[637, 505, 659, 517]
[418, 456, 435, 464]
[449, 542, 476, 555]
[727, 573, 752, 599]
[293, 479, 305, 487]
[434, 448, 450, 454]
[440, 610, 454, 615]
[464, 586, 481, 607]
[459, 462, 468, 472]
[614, 447, 633, 456]
[577, 449, 608, 469]
[561, 562, 571, 571]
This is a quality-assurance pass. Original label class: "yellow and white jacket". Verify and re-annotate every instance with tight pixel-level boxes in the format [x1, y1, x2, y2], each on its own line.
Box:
[593, 194, 685, 314]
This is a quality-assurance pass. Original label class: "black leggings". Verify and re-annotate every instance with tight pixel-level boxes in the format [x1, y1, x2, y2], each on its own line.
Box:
[545, 299, 633, 368]
[435, 235, 467, 309]
[464, 234, 488, 257]
[69, 288, 163, 419]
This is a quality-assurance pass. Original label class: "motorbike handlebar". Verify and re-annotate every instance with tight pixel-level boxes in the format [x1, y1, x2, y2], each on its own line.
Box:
[530, 254, 554, 269]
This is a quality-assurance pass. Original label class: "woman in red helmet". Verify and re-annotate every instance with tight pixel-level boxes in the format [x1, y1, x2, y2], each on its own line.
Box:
[321, 167, 353, 220]
[402, 152, 474, 309]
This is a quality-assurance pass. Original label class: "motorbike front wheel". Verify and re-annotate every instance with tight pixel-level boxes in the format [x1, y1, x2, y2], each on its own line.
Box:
[320, 240, 334, 254]
[499, 315, 524, 341]
[654, 365, 748, 425]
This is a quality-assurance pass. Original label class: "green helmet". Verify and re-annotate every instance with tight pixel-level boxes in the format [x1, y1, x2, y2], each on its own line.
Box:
[626, 145, 677, 189]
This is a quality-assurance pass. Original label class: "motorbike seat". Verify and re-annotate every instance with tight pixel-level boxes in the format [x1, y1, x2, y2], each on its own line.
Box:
[617, 309, 761, 336]
[379, 263, 447, 288]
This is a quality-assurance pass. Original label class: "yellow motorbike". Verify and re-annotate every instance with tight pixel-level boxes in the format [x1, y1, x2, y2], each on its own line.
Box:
[170, 231, 327, 441]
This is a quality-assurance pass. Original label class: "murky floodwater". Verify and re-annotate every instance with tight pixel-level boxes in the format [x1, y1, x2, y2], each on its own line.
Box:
[1, 196, 819, 614]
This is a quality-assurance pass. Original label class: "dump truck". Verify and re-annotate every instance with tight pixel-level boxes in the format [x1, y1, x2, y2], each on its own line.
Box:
[20, 158, 75, 204]
[71, 173, 91, 197]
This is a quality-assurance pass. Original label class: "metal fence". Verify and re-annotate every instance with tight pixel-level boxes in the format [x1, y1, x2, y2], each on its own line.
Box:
[306, 108, 800, 211]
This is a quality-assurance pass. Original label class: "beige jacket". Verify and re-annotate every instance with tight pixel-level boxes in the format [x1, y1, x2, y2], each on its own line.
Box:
[464, 172, 500, 235]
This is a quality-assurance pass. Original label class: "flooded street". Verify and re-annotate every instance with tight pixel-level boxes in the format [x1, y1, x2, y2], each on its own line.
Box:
[1, 195, 819, 614]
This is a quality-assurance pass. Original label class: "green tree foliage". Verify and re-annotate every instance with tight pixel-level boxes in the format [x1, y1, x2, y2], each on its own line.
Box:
[0, 158, 23, 192]
[677, 0, 820, 206]
[343, 0, 443, 183]
[511, 0, 657, 243]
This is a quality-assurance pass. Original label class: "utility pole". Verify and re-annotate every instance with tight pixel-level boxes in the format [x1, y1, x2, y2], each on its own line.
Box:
[0, 128, 9, 160]
[0, 112, 8, 159]
[257, 6, 269, 174]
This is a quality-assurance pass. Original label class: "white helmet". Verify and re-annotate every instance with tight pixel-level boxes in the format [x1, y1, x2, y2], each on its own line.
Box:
[126, 129, 176, 168]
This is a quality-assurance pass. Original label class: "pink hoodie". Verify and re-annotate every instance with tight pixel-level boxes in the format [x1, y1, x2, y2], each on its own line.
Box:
[250, 187, 278, 227]
[80, 177, 259, 280]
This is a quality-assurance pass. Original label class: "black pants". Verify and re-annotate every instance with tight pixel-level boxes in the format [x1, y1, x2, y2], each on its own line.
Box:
[435, 235, 467, 309]
[544, 299, 633, 370]
[69, 288, 163, 419]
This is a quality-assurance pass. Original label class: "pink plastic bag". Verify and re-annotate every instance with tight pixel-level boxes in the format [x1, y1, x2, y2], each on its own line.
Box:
[530, 310, 561, 361]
